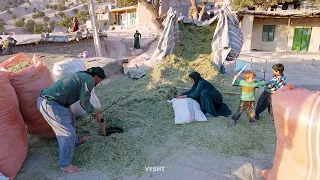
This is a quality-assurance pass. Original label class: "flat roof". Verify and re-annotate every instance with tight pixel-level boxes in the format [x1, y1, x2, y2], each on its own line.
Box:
[237, 9, 320, 18]
[109, 5, 137, 13]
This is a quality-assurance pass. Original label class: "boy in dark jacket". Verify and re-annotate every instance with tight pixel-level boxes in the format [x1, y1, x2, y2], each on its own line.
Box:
[255, 63, 286, 120]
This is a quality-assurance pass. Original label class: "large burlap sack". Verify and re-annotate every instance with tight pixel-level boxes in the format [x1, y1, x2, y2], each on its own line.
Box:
[170, 98, 207, 124]
[0, 68, 28, 180]
[0, 53, 55, 138]
[262, 86, 320, 180]
[52, 58, 101, 118]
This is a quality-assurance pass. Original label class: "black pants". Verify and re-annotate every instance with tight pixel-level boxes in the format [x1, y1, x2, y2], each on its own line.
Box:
[231, 101, 255, 121]
[255, 91, 272, 118]
[199, 90, 223, 116]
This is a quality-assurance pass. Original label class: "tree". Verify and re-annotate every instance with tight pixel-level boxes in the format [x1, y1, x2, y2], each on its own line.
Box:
[6, 10, 12, 14]
[54, 13, 58, 18]
[98, 0, 103, 4]
[11, 14, 17, 20]
[153, 0, 160, 15]
[49, 20, 56, 30]
[0, 18, 6, 25]
[32, 13, 39, 19]
[198, 0, 208, 21]
[38, 11, 45, 18]
[34, 23, 44, 34]
[83, 4, 88, 10]
[41, 22, 52, 33]
[14, 18, 25, 27]
[116, 0, 138, 8]
[43, 16, 50, 21]
[58, 11, 65, 18]
[57, 16, 73, 29]
[0, 19, 5, 34]
[33, 7, 37, 13]
[24, 7, 28, 10]
[60, 0, 66, 5]
[24, 19, 35, 33]
[137, 0, 163, 32]
[51, 4, 58, 10]
[72, 8, 79, 15]
[46, 4, 50, 9]
[57, 4, 67, 11]
[188, 0, 209, 20]
[77, 11, 89, 23]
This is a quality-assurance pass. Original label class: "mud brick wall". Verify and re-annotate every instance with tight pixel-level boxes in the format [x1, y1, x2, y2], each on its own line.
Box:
[12, 37, 107, 57]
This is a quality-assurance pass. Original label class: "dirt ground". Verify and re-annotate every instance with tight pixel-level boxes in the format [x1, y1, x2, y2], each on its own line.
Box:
[0, 28, 319, 180]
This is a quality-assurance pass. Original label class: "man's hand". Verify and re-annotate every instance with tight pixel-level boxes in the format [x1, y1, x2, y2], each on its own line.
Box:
[94, 112, 102, 123]
[176, 95, 187, 99]
[234, 75, 239, 79]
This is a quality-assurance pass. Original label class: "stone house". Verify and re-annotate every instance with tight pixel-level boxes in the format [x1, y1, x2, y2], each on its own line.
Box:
[95, 2, 156, 29]
[238, 10, 320, 53]
[95, 0, 195, 29]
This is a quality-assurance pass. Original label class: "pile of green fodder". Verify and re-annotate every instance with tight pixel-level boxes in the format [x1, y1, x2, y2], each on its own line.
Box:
[6, 61, 31, 72]
[18, 23, 276, 180]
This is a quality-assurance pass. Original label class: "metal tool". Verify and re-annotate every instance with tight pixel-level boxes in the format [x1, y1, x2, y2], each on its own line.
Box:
[97, 96, 123, 136]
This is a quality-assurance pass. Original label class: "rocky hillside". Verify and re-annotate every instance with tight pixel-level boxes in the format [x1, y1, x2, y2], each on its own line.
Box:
[0, 0, 25, 12]
[0, 0, 109, 35]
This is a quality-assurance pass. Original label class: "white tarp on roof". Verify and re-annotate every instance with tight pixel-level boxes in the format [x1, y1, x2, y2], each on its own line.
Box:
[152, 5, 243, 67]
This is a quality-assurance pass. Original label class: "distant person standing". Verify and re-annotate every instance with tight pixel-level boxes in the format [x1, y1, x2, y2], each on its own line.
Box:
[1, 37, 17, 55]
[134, 30, 141, 49]
[72, 17, 79, 32]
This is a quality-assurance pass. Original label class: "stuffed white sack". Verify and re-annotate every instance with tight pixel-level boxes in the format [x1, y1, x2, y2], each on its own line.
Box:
[52, 58, 101, 118]
[170, 98, 207, 124]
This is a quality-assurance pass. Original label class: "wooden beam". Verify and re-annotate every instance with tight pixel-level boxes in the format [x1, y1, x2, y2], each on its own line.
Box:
[285, 17, 291, 53]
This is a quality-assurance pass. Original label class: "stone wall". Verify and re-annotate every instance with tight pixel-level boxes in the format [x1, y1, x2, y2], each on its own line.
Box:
[11, 37, 107, 57]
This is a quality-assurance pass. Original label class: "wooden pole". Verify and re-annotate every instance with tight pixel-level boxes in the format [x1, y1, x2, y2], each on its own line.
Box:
[285, 17, 291, 53]
[126, 9, 128, 27]
[88, 0, 103, 57]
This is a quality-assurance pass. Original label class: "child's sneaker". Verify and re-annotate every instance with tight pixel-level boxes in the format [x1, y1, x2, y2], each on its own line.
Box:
[249, 120, 259, 126]
[230, 119, 236, 127]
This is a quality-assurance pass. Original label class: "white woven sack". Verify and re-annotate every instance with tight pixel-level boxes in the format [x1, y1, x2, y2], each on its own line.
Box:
[170, 98, 207, 124]
[52, 58, 101, 118]
[52, 58, 86, 81]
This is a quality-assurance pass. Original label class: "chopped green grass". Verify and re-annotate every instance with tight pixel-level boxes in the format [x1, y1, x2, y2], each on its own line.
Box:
[7, 61, 31, 72]
[16, 23, 276, 180]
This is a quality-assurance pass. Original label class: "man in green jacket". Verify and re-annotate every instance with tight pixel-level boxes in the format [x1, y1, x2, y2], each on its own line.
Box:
[37, 67, 105, 173]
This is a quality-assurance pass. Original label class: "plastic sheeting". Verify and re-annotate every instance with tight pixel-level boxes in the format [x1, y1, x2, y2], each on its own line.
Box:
[152, 7, 180, 61]
[152, 5, 243, 67]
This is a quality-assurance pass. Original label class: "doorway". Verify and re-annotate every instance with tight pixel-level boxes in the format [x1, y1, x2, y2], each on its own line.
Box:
[292, 27, 312, 52]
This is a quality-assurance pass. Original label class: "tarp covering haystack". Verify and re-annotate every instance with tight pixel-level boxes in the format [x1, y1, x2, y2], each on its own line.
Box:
[152, 5, 243, 69]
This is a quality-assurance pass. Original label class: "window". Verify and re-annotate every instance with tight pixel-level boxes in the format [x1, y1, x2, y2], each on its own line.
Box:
[262, 25, 275, 41]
